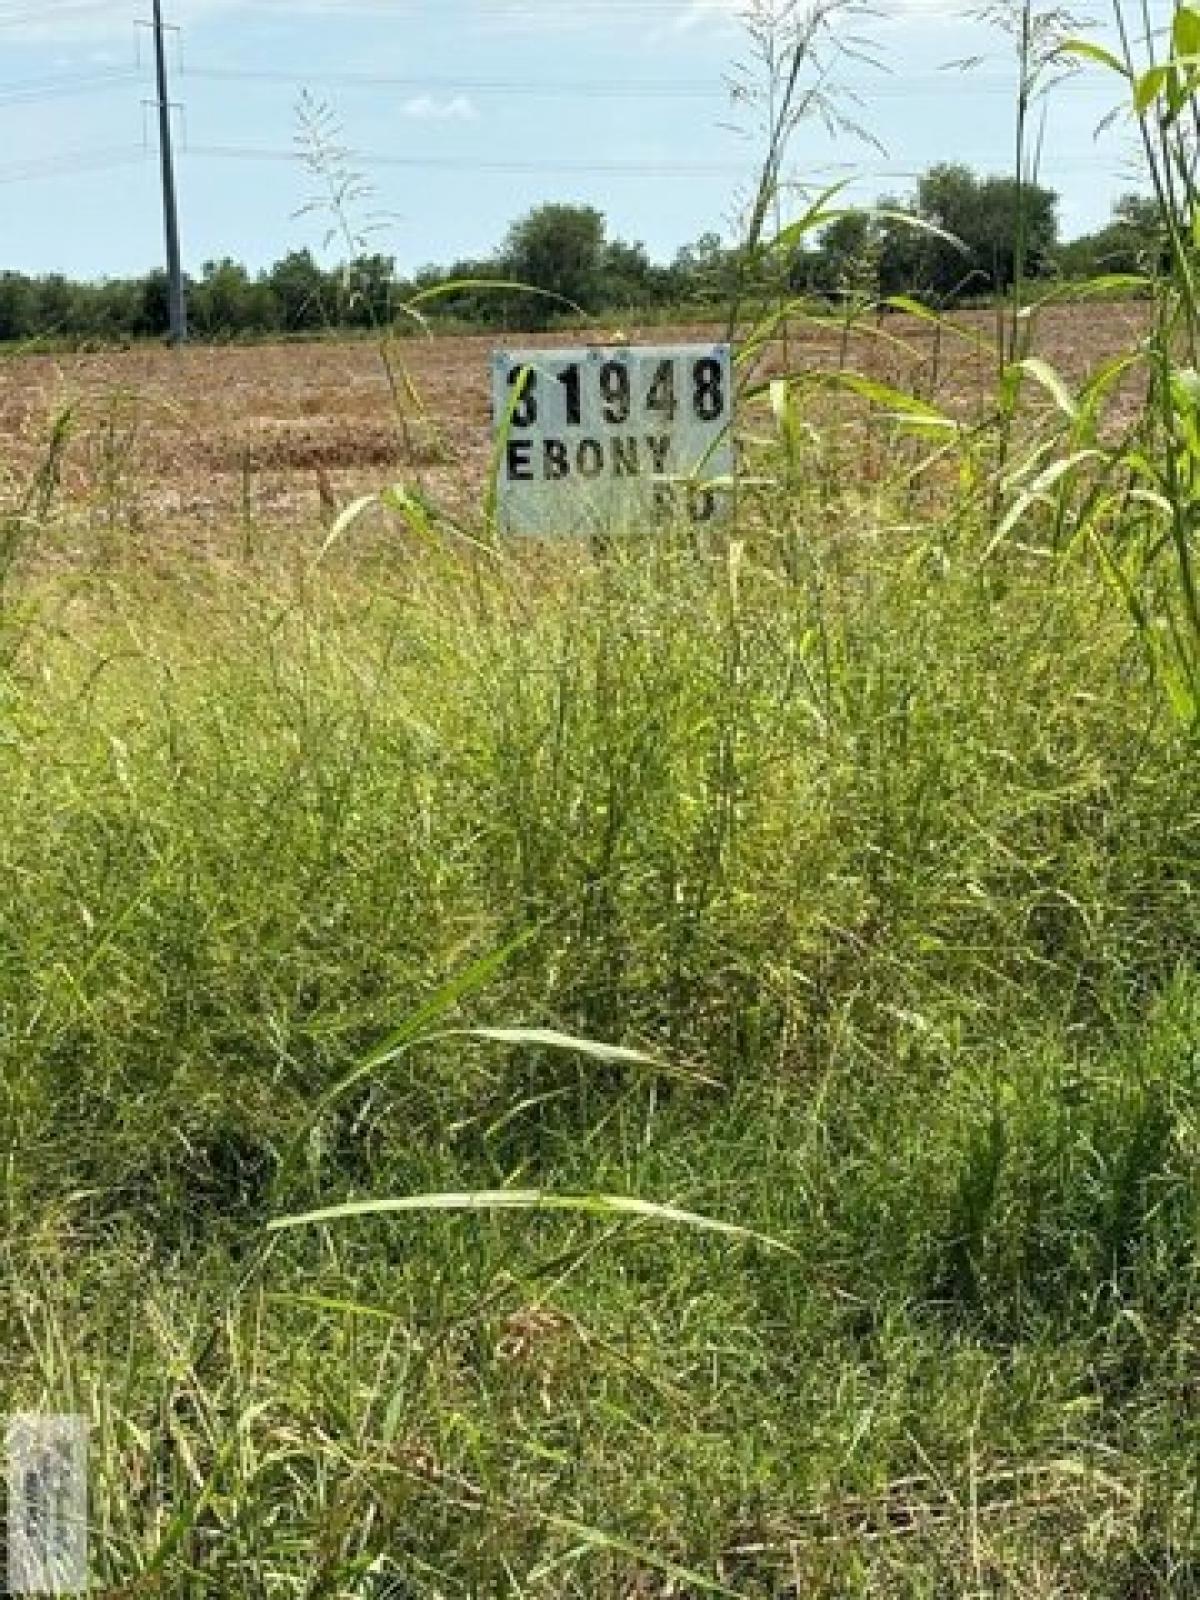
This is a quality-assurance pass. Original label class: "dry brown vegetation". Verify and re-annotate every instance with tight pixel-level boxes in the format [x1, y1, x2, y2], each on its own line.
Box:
[0, 302, 1147, 540]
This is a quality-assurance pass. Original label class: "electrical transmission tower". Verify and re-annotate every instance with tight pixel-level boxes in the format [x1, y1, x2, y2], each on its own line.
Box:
[149, 0, 186, 344]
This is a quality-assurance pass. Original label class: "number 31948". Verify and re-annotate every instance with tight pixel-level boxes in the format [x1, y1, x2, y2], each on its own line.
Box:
[506, 355, 727, 429]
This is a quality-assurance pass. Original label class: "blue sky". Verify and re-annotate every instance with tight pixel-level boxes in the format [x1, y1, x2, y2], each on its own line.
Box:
[0, 0, 1163, 280]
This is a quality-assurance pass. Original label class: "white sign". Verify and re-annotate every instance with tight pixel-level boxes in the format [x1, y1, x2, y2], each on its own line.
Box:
[491, 343, 734, 537]
[6, 1415, 89, 1596]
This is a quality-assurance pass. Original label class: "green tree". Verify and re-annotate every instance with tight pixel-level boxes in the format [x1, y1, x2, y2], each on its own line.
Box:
[898, 164, 1058, 300]
[133, 271, 173, 340]
[1054, 193, 1166, 278]
[601, 239, 662, 308]
[809, 213, 878, 297]
[501, 204, 607, 326]
[90, 279, 143, 341]
[32, 275, 81, 339]
[192, 259, 274, 337]
[0, 273, 34, 342]
[266, 249, 332, 332]
[412, 258, 513, 327]
[670, 231, 735, 303]
[340, 253, 397, 328]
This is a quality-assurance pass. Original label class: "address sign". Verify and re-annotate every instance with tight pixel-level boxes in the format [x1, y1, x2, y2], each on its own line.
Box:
[491, 343, 734, 537]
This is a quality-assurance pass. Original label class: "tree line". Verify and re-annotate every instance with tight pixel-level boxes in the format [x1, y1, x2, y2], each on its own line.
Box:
[0, 165, 1166, 346]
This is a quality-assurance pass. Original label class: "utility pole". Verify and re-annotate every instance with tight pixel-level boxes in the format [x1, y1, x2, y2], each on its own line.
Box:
[151, 0, 186, 344]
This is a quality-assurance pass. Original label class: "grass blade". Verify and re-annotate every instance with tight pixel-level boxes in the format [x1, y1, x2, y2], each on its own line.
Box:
[269, 1188, 798, 1254]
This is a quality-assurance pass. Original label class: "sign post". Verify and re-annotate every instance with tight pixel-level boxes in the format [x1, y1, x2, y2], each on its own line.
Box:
[490, 343, 734, 537]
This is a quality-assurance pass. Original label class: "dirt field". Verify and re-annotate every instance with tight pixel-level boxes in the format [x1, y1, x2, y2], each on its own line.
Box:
[0, 303, 1147, 538]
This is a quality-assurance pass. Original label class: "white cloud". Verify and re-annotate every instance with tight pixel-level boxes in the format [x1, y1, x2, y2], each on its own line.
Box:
[401, 93, 478, 120]
[642, 0, 741, 48]
[671, 0, 740, 35]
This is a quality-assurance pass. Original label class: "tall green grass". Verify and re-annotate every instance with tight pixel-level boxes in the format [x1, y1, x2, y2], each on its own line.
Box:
[2, 4, 1200, 1586]
[1, 490, 1197, 1592]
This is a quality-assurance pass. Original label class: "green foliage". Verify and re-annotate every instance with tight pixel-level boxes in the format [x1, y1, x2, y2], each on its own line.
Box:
[0, 165, 1079, 347]
[264, 246, 333, 331]
[909, 163, 1058, 296]
[4, 13, 1200, 1581]
[790, 164, 1059, 303]
[501, 203, 608, 326]
[977, 13, 1200, 731]
[1054, 192, 1169, 278]
[0, 270, 35, 340]
[1, 483, 1198, 1587]
[189, 257, 277, 338]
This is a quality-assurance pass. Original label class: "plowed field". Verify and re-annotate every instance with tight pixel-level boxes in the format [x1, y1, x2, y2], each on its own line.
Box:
[1, 303, 1147, 537]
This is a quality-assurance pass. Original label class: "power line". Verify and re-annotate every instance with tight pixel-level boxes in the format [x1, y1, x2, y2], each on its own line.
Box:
[0, 144, 148, 183]
[0, 68, 139, 107]
[167, 0, 998, 12]
[169, 0, 1172, 26]
[187, 65, 722, 98]
[185, 142, 748, 178]
[183, 62, 1123, 99]
[0, 58, 1132, 118]
[196, 0, 759, 11]
[0, 0, 1154, 259]
[0, 129, 1137, 189]
[0, 0, 116, 10]
[0, 0, 1173, 24]
[180, 140, 1133, 180]
[0, 0, 113, 27]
